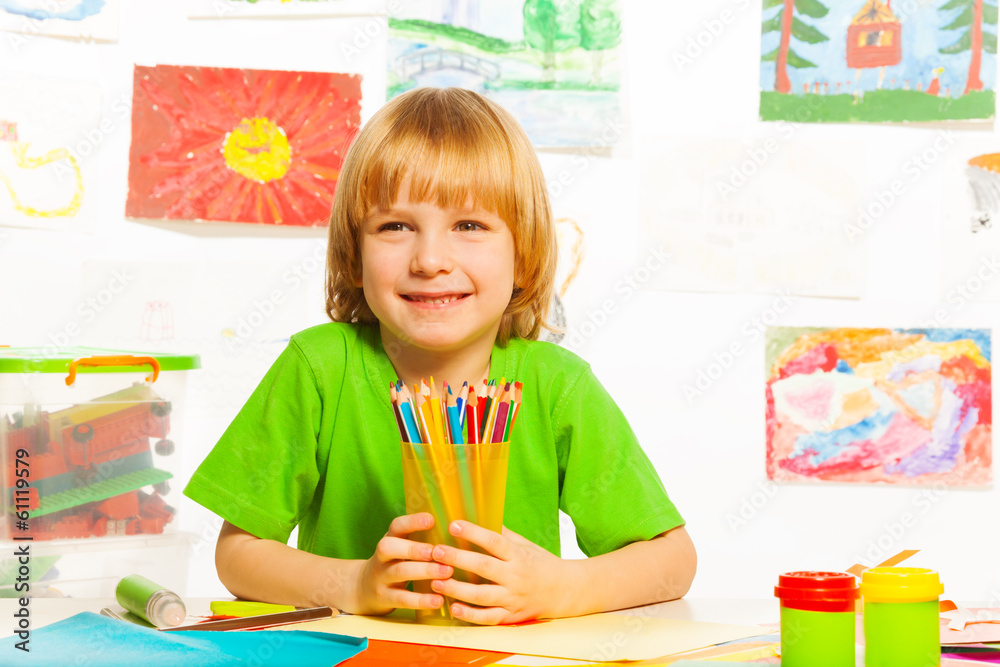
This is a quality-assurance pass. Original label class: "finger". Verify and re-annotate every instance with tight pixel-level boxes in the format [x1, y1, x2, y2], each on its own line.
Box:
[386, 512, 434, 538]
[448, 602, 510, 626]
[381, 587, 445, 611]
[384, 561, 453, 585]
[431, 578, 505, 607]
[374, 536, 433, 564]
[449, 520, 511, 560]
[432, 544, 501, 582]
[500, 525, 529, 545]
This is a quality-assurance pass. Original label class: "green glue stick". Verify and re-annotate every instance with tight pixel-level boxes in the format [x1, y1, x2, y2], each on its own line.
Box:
[115, 574, 186, 628]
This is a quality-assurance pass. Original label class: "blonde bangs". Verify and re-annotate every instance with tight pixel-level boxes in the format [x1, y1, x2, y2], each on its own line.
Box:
[354, 95, 519, 228]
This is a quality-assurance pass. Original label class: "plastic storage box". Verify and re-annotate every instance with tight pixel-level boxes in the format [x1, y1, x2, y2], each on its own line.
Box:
[0, 347, 198, 595]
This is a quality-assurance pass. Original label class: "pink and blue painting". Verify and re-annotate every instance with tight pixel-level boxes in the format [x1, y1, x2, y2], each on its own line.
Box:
[766, 327, 992, 486]
[760, 0, 996, 123]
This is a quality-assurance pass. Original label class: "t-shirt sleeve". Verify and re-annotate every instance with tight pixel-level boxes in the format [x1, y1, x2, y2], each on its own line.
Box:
[183, 340, 323, 544]
[555, 368, 684, 557]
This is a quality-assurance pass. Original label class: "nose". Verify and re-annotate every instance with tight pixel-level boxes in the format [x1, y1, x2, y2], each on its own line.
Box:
[410, 229, 453, 276]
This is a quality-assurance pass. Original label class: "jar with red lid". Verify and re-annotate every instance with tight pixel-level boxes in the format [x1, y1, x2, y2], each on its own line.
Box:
[775, 571, 860, 667]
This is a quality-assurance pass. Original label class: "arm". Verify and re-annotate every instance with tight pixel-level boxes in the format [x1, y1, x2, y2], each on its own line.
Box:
[429, 522, 696, 624]
[216, 514, 455, 615]
[216, 521, 363, 610]
[558, 525, 696, 616]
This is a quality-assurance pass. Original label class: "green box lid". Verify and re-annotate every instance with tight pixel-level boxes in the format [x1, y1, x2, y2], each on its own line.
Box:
[0, 346, 200, 374]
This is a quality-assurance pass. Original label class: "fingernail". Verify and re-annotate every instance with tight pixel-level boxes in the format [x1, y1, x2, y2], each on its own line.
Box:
[450, 521, 462, 535]
[437, 565, 451, 576]
[421, 546, 433, 559]
[431, 580, 443, 592]
[433, 546, 446, 560]
[452, 605, 463, 617]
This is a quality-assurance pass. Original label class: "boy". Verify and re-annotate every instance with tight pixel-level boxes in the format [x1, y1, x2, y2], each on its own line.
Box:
[184, 87, 695, 625]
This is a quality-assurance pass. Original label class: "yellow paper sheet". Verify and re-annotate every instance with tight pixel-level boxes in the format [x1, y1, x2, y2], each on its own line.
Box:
[278, 610, 763, 662]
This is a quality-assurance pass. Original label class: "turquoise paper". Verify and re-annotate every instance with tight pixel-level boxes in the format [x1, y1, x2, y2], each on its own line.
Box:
[1, 612, 367, 666]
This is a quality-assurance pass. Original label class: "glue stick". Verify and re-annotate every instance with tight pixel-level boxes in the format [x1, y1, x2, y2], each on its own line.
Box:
[115, 574, 186, 628]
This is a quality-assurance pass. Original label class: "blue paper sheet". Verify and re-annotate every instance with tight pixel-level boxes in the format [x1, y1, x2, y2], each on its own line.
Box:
[1, 612, 367, 666]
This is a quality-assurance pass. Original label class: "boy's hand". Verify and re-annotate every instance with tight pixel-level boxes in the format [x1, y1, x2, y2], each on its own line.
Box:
[429, 521, 572, 625]
[354, 512, 454, 616]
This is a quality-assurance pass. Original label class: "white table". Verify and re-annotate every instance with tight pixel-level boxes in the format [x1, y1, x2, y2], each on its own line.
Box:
[0, 597, 780, 665]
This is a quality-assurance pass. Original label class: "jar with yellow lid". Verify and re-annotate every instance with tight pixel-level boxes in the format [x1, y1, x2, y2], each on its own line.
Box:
[861, 567, 943, 667]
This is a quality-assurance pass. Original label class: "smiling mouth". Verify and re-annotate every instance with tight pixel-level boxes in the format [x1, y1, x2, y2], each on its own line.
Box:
[401, 294, 470, 305]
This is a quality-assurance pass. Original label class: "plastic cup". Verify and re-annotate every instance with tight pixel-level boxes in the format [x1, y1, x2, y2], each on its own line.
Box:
[861, 567, 943, 667]
[774, 571, 860, 667]
[400, 441, 509, 624]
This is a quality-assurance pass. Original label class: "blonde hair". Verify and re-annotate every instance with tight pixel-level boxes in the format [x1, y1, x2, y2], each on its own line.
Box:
[326, 87, 557, 344]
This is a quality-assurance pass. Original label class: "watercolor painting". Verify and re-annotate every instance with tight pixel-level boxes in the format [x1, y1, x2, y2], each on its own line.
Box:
[186, 0, 384, 19]
[389, 0, 623, 148]
[637, 137, 866, 298]
[760, 0, 997, 123]
[0, 77, 99, 232]
[0, 0, 120, 41]
[126, 65, 361, 226]
[767, 327, 992, 486]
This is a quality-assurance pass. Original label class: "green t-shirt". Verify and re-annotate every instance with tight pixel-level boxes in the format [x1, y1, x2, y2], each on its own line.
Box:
[184, 323, 683, 559]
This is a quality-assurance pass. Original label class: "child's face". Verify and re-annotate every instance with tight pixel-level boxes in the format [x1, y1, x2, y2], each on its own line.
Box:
[358, 177, 516, 356]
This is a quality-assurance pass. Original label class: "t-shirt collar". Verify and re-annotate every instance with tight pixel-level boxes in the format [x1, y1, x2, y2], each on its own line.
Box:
[362, 325, 513, 399]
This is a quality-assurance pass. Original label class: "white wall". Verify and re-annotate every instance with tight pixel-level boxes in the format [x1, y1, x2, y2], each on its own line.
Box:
[2, 0, 997, 604]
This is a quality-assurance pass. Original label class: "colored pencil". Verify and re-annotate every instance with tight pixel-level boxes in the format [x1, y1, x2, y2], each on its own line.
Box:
[467, 385, 479, 444]
[159, 607, 335, 632]
[389, 384, 409, 442]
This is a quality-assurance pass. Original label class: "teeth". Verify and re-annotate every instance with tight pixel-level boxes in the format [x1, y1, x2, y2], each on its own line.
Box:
[411, 295, 461, 304]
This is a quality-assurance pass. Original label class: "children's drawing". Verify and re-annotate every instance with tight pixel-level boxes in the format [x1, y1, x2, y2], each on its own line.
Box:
[186, 0, 384, 19]
[767, 327, 992, 486]
[140, 301, 175, 342]
[967, 154, 1000, 231]
[940, 144, 1000, 302]
[760, 0, 997, 123]
[0, 77, 99, 232]
[389, 0, 623, 148]
[0, 0, 120, 41]
[637, 137, 866, 298]
[125, 65, 361, 226]
[543, 216, 585, 344]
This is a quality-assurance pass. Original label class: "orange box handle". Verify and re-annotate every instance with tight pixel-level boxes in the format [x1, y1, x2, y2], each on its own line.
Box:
[65, 355, 161, 386]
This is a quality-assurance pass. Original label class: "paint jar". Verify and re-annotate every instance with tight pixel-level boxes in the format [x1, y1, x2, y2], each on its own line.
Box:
[116, 574, 186, 628]
[774, 571, 859, 667]
[401, 441, 509, 624]
[862, 567, 943, 667]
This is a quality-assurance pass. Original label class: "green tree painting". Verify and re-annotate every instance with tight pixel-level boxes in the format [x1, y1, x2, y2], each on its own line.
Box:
[579, 0, 621, 85]
[762, 0, 830, 94]
[523, 0, 582, 81]
[940, 0, 999, 93]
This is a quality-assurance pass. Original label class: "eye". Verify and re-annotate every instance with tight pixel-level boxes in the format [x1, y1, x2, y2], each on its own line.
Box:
[377, 222, 409, 232]
[456, 220, 486, 232]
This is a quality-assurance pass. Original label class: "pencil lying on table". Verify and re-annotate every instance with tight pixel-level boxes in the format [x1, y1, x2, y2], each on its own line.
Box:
[159, 606, 335, 632]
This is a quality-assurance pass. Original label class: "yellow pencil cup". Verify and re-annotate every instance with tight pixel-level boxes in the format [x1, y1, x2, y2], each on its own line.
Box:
[400, 440, 509, 624]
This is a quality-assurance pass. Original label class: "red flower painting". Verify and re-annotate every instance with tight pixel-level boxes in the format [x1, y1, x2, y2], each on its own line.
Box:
[126, 65, 361, 226]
